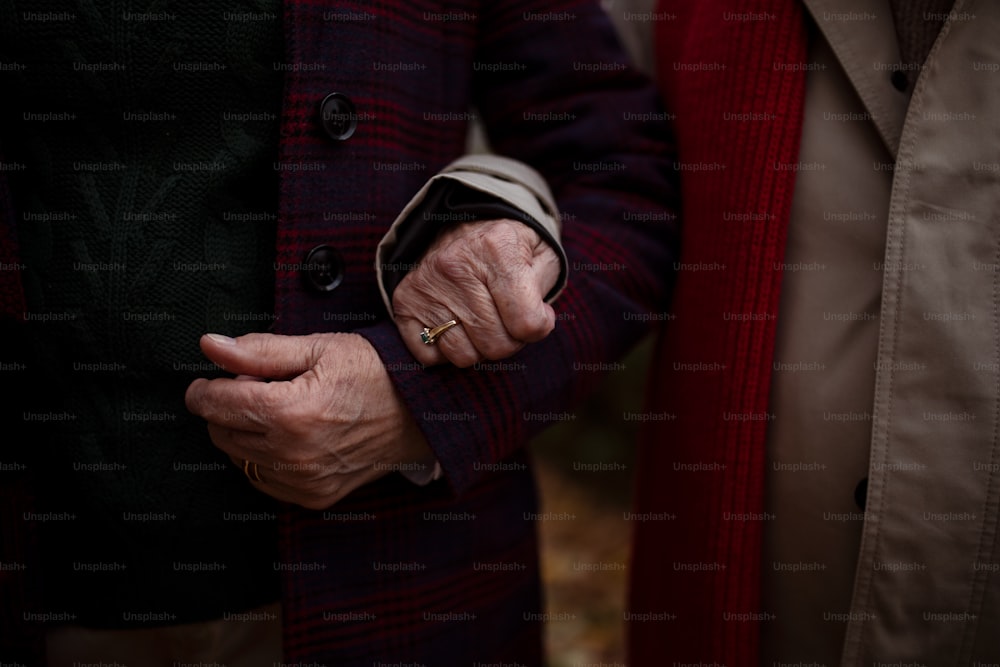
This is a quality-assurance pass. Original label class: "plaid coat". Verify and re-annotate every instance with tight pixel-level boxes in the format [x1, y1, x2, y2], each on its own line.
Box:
[0, 0, 678, 663]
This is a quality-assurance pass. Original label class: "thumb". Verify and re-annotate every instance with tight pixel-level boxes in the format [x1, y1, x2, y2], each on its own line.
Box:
[199, 332, 320, 379]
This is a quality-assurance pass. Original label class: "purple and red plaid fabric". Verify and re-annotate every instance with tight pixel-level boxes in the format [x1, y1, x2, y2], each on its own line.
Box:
[1, 0, 678, 662]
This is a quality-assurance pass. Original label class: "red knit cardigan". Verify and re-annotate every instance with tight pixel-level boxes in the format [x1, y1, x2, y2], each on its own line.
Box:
[629, 1, 808, 664]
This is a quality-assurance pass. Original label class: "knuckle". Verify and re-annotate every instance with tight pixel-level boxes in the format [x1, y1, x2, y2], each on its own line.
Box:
[436, 251, 475, 283]
[467, 328, 515, 359]
[392, 281, 417, 314]
[481, 227, 521, 261]
[509, 310, 555, 342]
[393, 289, 437, 324]
[482, 222, 515, 242]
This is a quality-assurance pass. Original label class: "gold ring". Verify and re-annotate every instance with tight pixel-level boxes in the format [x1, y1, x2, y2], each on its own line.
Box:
[242, 459, 264, 483]
[420, 319, 460, 345]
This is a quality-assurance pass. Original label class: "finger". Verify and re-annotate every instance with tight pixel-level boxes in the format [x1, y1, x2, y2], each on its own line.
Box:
[422, 317, 485, 368]
[391, 219, 546, 365]
[225, 451, 323, 504]
[488, 241, 560, 343]
[208, 423, 272, 461]
[396, 314, 482, 367]
[247, 461, 369, 511]
[394, 314, 447, 366]
[233, 461, 311, 506]
[198, 332, 323, 380]
[281, 466, 384, 510]
[185, 377, 276, 433]
[394, 269, 527, 364]
[393, 272, 490, 366]
[401, 303, 525, 366]
[531, 235, 562, 298]
[439, 303, 525, 363]
[495, 295, 556, 344]
[227, 454, 271, 486]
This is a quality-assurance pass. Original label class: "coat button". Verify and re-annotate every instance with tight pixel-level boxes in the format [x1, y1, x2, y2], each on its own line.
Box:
[318, 93, 358, 141]
[854, 477, 868, 511]
[302, 245, 345, 292]
[890, 69, 909, 92]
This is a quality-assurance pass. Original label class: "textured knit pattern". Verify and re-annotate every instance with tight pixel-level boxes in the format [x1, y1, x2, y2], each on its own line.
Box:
[628, 0, 808, 664]
[888, 0, 954, 73]
[1, 0, 680, 662]
[0, 176, 21, 316]
[0, 0, 285, 626]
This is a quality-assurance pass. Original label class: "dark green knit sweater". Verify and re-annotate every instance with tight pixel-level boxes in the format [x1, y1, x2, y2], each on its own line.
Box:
[2, 0, 284, 626]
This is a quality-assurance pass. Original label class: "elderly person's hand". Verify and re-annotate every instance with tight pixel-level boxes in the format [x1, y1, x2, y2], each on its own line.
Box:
[185, 332, 434, 510]
[392, 218, 561, 367]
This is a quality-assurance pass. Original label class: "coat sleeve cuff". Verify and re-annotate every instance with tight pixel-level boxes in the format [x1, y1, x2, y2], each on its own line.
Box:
[354, 321, 486, 495]
[375, 154, 568, 320]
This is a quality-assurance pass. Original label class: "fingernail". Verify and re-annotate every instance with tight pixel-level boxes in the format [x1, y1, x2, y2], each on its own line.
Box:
[206, 333, 237, 346]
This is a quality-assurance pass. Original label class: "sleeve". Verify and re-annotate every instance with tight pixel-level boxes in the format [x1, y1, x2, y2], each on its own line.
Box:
[355, 0, 680, 495]
[375, 154, 569, 318]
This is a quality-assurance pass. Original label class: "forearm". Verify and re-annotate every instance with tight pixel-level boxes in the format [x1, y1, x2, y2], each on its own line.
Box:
[358, 206, 675, 495]
[359, 0, 679, 494]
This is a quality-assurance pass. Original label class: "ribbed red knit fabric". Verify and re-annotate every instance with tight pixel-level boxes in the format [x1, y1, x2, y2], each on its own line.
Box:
[628, 1, 808, 664]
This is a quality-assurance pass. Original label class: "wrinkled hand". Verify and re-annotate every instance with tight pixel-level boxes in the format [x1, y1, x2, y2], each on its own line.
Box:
[393, 219, 561, 367]
[185, 332, 434, 510]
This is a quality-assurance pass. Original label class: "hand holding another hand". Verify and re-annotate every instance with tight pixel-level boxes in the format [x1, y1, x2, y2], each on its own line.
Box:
[185, 332, 434, 510]
[393, 219, 561, 367]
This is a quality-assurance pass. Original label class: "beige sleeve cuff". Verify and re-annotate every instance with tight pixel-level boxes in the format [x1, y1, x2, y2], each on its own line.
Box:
[375, 154, 566, 320]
